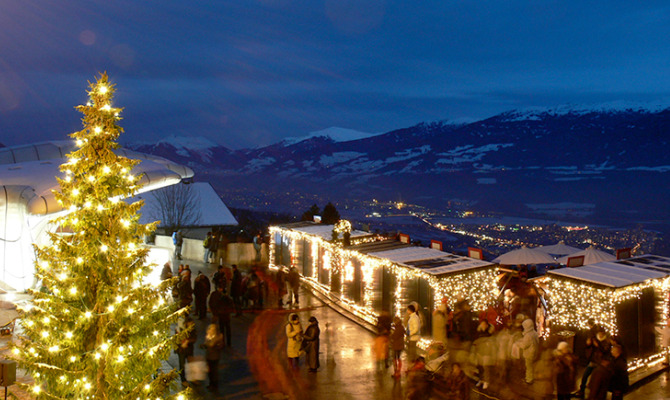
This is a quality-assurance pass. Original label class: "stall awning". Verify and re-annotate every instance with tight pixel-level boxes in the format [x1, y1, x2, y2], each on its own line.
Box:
[548, 261, 666, 288]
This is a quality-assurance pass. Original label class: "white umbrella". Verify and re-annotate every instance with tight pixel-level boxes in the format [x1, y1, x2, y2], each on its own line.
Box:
[557, 245, 616, 266]
[536, 241, 582, 256]
[492, 246, 557, 265]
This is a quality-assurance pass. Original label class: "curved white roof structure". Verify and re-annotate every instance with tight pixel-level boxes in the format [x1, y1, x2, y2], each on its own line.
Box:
[0, 140, 194, 291]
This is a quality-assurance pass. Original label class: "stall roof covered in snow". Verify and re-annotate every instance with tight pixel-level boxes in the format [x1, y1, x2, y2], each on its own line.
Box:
[547, 255, 670, 288]
[364, 244, 494, 276]
[277, 222, 495, 276]
[134, 182, 237, 227]
[277, 221, 372, 241]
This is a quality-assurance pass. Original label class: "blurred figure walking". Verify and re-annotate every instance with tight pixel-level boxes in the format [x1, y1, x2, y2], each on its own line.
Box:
[390, 316, 405, 378]
[202, 324, 224, 393]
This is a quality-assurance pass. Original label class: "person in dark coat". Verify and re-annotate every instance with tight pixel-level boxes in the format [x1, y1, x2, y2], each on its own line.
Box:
[178, 270, 193, 311]
[212, 265, 227, 291]
[230, 264, 243, 316]
[554, 341, 578, 400]
[193, 271, 211, 320]
[201, 323, 224, 392]
[445, 362, 470, 400]
[608, 345, 628, 400]
[287, 266, 300, 306]
[390, 316, 405, 378]
[208, 285, 234, 346]
[579, 327, 611, 397]
[208, 232, 219, 264]
[160, 262, 172, 281]
[276, 266, 288, 308]
[303, 316, 320, 372]
[586, 358, 613, 400]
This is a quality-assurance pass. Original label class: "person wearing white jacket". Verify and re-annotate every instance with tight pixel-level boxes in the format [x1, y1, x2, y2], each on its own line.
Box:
[513, 319, 539, 384]
[407, 304, 421, 363]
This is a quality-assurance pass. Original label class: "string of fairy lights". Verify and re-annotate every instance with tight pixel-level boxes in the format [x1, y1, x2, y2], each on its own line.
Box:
[271, 223, 670, 374]
[269, 224, 499, 325]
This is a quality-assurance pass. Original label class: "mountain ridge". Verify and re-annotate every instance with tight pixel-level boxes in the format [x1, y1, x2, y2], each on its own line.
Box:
[126, 104, 670, 228]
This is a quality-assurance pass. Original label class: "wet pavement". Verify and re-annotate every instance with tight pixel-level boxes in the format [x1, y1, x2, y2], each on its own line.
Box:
[174, 257, 406, 400]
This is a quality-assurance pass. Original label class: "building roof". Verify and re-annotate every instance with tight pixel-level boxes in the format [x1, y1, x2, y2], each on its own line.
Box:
[0, 140, 194, 215]
[277, 224, 495, 276]
[547, 255, 670, 288]
[133, 182, 237, 227]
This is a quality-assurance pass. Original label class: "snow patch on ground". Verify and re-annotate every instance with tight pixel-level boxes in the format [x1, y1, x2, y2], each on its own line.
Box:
[386, 145, 432, 163]
[436, 143, 513, 164]
[319, 152, 366, 167]
[627, 166, 670, 172]
[243, 157, 276, 172]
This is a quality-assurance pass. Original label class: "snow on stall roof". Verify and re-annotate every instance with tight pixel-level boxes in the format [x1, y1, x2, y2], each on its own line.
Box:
[280, 223, 493, 275]
[548, 261, 666, 288]
[367, 247, 494, 276]
[290, 224, 370, 241]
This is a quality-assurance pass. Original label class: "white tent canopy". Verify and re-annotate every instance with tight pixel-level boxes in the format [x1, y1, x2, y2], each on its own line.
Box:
[492, 245, 557, 265]
[536, 241, 582, 256]
[557, 245, 616, 266]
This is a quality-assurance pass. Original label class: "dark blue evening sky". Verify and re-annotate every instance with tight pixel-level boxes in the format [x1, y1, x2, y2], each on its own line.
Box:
[1, 1, 670, 148]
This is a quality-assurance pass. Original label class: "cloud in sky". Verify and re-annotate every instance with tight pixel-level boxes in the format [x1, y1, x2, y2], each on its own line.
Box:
[1, 0, 670, 148]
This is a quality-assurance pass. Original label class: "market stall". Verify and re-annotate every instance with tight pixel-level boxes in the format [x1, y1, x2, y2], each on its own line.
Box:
[545, 254, 670, 371]
[269, 221, 498, 332]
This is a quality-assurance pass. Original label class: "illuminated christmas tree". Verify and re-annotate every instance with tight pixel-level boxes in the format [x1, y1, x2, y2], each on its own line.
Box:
[9, 73, 191, 399]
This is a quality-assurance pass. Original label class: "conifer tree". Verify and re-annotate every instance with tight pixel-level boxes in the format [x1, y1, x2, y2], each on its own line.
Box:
[9, 73, 190, 399]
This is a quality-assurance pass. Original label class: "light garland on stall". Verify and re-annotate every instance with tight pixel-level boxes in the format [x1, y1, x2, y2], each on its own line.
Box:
[269, 225, 499, 324]
[545, 275, 670, 373]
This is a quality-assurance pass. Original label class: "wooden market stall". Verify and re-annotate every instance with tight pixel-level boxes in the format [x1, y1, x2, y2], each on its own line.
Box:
[269, 221, 498, 333]
[545, 254, 670, 371]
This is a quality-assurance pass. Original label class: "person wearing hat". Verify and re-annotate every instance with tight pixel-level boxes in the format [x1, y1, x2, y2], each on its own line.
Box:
[555, 341, 578, 400]
[286, 313, 303, 370]
[303, 316, 320, 372]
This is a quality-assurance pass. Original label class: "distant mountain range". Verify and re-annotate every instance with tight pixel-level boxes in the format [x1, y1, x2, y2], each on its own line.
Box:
[127, 104, 670, 231]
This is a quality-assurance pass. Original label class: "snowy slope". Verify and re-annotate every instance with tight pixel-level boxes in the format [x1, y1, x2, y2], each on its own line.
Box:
[281, 127, 380, 146]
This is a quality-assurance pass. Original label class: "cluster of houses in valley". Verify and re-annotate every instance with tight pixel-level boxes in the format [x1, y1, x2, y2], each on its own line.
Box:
[269, 221, 670, 373]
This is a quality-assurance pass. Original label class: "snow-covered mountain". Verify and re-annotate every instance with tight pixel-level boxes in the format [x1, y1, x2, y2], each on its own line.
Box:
[127, 104, 670, 226]
[280, 127, 381, 146]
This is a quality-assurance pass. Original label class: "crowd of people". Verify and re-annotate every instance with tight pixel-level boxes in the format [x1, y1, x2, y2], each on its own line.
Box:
[159, 254, 633, 399]
[159, 260, 312, 396]
[371, 293, 631, 400]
